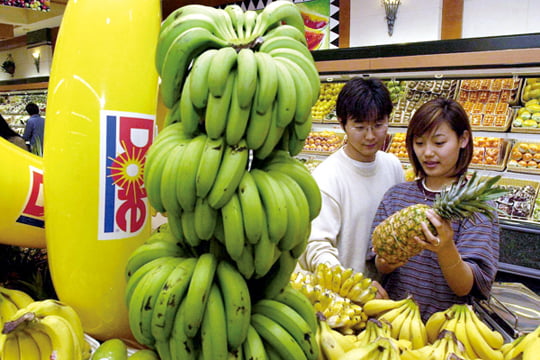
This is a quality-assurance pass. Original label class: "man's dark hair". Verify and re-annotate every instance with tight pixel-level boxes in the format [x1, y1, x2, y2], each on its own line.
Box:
[26, 103, 40, 115]
[336, 77, 393, 126]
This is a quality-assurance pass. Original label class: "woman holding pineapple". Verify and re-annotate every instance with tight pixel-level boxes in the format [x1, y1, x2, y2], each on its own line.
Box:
[298, 77, 404, 278]
[369, 98, 503, 321]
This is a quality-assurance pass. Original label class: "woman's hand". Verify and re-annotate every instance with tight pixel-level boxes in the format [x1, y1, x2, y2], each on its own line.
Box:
[375, 255, 406, 274]
[415, 208, 454, 253]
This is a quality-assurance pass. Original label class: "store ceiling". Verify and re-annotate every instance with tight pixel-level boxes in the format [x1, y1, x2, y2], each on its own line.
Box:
[0, 0, 236, 41]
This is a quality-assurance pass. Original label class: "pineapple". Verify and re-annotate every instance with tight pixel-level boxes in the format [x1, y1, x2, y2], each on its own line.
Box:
[372, 172, 508, 264]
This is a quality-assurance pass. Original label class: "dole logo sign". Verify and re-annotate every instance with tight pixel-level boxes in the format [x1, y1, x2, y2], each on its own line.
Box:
[99, 110, 154, 240]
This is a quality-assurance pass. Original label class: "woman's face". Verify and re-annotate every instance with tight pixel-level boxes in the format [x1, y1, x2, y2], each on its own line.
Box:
[412, 122, 469, 179]
[342, 116, 389, 162]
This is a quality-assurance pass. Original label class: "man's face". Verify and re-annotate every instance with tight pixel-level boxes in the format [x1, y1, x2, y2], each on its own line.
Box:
[342, 116, 389, 162]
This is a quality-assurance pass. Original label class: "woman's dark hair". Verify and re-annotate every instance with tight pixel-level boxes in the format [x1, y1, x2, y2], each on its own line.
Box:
[336, 77, 393, 126]
[0, 114, 21, 140]
[26, 103, 40, 115]
[406, 98, 473, 179]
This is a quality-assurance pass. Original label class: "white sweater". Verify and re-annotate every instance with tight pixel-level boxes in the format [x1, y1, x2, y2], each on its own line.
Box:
[298, 148, 404, 273]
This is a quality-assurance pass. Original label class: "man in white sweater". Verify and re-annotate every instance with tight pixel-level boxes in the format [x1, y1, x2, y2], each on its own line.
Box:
[299, 77, 404, 276]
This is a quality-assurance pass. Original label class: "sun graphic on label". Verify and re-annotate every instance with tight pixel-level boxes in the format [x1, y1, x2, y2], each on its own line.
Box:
[108, 141, 146, 197]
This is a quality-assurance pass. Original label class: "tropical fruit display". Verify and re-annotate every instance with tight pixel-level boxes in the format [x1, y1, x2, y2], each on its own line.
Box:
[387, 132, 408, 160]
[372, 172, 508, 264]
[384, 79, 407, 104]
[521, 77, 540, 104]
[126, 1, 324, 359]
[470, 136, 505, 168]
[512, 99, 540, 130]
[303, 130, 345, 153]
[0, 298, 93, 360]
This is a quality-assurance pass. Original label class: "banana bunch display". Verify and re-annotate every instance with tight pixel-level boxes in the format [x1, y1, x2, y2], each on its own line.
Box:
[0, 299, 91, 360]
[0, 286, 34, 329]
[363, 297, 428, 349]
[90, 338, 159, 360]
[424, 304, 505, 360]
[501, 325, 540, 360]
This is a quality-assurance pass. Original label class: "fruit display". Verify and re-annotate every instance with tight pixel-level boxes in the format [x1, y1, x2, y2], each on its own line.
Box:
[384, 79, 407, 104]
[0, 298, 92, 360]
[311, 82, 345, 122]
[512, 99, 540, 131]
[303, 130, 345, 153]
[301, 157, 324, 172]
[127, 2, 323, 359]
[494, 179, 538, 220]
[470, 136, 507, 169]
[372, 172, 508, 264]
[387, 133, 408, 160]
[391, 80, 458, 125]
[457, 78, 519, 130]
[520, 77, 540, 104]
[507, 141, 540, 172]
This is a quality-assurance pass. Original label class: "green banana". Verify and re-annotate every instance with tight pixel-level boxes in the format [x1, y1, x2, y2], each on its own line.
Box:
[221, 193, 246, 261]
[251, 313, 307, 360]
[273, 285, 318, 335]
[234, 241, 255, 279]
[125, 238, 185, 280]
[208, 46, 238, 98]
[176, 134, 207, 212]
[268, 170, 311, 251]
[251, 0, 305, 38]
[253, 208, 279, 278]
[164, 101, 181, 126]
[166, 210, 185, 243]
[246, 93, 274, 151]
[254, 101, 286, 160]
[236, 48, 258, 109]
[262, 250, 298, 299]
[125, 256, 178, 308]
[200, 284, 228, 360]
[242, 324, 269, 360]
[195, 136, 225, 198]
[253, 51, 278, 115]
[253, 299, 319, 360]
[154, 341, 171, 360]
[160, 142, 189, 216]
[237, 171, 265, 245]
[194, 197, 218, 241]
[91, 338, 128, 360]
[179, 71, 203, 137]
[159, 27, 228, 108]
[274, 56, 315, 125]
[269, 48, 320, 105]
[294, 113, 314, 139]
[243, 10, 258, 41]
[207, 140, 249, 209]
[260, 24, 308, 46]
[270, 173, 303, 251]
[250, 169, 288, 244]
[169, 299, 197, 360]
[150, 257, 197, 342]
[264, 160, 321, 221]
[224, 4, 245, 41]
[205, 70, 236, 140]
[183, 253, 218, 338]
[225, 72, 252, 146]
[216, 260, 252, 351]
[189, 49, 218, 109]
[128, 257, 180, 347]
[260, 35, 314, 64]
[181, 209, 201, 247]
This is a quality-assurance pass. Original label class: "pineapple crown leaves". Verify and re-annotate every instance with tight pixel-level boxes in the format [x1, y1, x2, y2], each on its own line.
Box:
[433, 172, 510, 222]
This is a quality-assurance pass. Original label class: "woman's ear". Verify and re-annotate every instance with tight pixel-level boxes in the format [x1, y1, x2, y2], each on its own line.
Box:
[460, 130, 470, 148]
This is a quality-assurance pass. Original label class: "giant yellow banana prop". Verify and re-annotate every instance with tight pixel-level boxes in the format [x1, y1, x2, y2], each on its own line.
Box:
[44, 0, 160, 340]
[0, 138, 45, 248]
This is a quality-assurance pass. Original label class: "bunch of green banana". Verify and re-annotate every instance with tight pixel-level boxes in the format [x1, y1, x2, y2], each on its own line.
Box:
[310, 263, 378, 304]
[0, 286, 34, 329]
[425, 304, 505, 360]
[0, 299, 91, 360]
[90, 338, 159, 360]
[501, 324, 539, 360]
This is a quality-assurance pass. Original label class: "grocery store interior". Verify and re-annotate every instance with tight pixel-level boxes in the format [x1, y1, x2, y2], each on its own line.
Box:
[0, 0, 539, 347]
